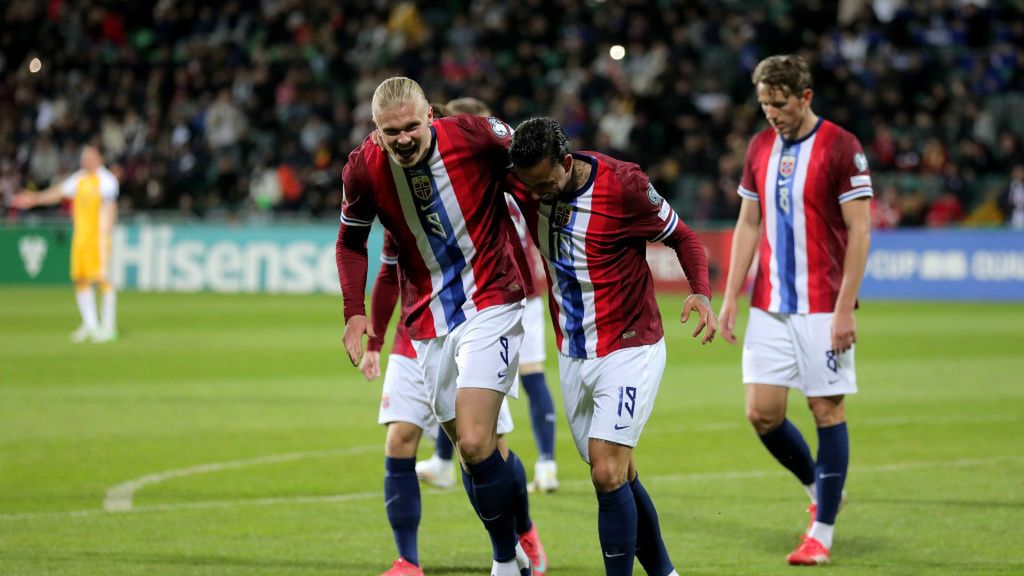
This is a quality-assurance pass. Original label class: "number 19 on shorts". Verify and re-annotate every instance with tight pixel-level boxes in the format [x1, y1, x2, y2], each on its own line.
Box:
[617, 386, 637, 418]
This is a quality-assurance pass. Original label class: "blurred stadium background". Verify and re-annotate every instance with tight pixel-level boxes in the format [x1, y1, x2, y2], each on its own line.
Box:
[1, 1, 1022, 575]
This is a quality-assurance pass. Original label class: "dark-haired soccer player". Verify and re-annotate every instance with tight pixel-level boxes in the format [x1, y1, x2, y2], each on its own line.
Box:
[508, 117, 717, 576]
[718, 54, 872, 566]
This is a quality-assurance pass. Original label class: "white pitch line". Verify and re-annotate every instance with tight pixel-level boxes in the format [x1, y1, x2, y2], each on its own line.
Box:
[3, 454, 1022, 522]
[103, 445, 379, 512]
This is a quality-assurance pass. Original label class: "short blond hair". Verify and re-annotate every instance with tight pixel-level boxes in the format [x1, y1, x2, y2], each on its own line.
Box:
[372, 77, 428, 122]
[447, 97, 491, 117]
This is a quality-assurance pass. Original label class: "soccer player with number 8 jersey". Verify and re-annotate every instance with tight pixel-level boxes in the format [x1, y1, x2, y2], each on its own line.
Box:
[718, 54, 873, 566]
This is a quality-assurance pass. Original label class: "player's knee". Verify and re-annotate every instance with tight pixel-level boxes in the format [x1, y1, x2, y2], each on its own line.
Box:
[456, 429, 495, 463]
[807, 396, 845, 427]
[384, 423, 421, 457]
[590, 459, 628, 493]
[746, 406, 784, 435]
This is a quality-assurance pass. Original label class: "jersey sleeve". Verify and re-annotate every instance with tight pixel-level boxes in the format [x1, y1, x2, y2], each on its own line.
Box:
[833, 131, 873, 204]
[367, 232, 401, 353]
[738, 139, 760, 201]
[336, 151, 376, 321]
[99, 169, 119, 201]
[60, 171, 81, 198]
[458, 115, 514, 162]
[340, 151, 377, 228]
[622, 165, 712, 298]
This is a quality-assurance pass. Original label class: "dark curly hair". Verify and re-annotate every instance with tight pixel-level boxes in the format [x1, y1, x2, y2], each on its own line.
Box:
[509, 117, 571, 169]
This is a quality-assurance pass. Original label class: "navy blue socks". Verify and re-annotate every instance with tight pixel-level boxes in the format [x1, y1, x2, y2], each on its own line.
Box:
[630, 475, 674, 576]
[521, 372, 556, 460]
[465, 449, 518, 562]
[597, 482, 638, 575]
[758, 418, 816, 486]
[508, 450, 533, 535]
[384, 457, 420, 566]
[815, 422, 849, 523]
[435, 425, 454, 460]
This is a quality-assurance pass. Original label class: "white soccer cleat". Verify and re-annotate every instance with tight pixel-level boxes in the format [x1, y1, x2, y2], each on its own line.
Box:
[491, 542, 532, 576]
[70, 325, 97, 343]
[527, 460, 559, 493]
[91, 329, 118, 344]
[415, 454, 455, 489]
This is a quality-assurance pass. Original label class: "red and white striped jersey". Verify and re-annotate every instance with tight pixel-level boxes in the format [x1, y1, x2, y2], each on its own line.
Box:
[338, 114, 534, 340]
[511, 152, 710, 359]
[739, 119, 872, 314]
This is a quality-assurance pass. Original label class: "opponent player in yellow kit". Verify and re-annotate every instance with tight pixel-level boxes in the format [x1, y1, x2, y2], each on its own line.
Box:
[15, 146, 119, 343]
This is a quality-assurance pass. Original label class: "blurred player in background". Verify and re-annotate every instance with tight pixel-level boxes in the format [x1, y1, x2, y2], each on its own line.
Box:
[718, 54, 872, 566]
[416, 96, 560, 495]
[508, 117, 717, 576]
[337, 77, 538, 575]
[360, 228, 545, 576]
[14, 145, 119, 343]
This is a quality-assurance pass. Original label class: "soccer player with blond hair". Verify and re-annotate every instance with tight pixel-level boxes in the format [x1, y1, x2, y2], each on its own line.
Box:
[337, 77, 541, 575]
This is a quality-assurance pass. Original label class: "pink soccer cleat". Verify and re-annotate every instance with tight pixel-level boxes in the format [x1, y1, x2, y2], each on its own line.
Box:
[379, 557, 424, 576]
[518, 525, 547, 576]
[787, 537, 830, 565]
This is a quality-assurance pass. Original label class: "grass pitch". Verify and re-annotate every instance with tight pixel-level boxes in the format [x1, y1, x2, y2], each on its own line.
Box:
[1, 287, 1022, 575]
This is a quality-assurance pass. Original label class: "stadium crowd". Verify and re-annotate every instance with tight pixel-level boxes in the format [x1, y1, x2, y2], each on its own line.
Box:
[2, 0, 1023, 228]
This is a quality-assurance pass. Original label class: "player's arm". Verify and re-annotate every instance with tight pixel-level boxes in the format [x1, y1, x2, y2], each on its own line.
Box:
[719, 198, 761, 344]
[658, 211, 717, 345]
[638, 173, 716, 344]
[336, 162, 377, 366]
[361, 252, 401, 381]
[832, 198, 871, 353]
[12, 182, 66, 208]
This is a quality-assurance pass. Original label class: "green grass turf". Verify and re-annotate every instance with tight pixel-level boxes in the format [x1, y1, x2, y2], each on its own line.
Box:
[1, 287, 1022, 575]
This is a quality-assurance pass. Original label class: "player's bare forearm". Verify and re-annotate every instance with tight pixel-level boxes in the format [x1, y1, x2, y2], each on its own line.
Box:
[835, 198, 871, 314]
[15, 185, 63, 208]
[723, 199, 761, 304]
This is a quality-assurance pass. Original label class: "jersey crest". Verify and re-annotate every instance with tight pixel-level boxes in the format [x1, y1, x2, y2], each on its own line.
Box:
[552, 202, 574, 228]
[411, 174, 433, 201]
[779, 153, 796, 178]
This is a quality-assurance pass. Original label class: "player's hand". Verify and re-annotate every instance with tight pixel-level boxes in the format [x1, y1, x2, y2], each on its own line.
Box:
[831, 309, 856, 353]
[11, 191, 34, 209]
[718, 298, 738, 344]
[681, 294, 717, 345]
[359, 350, 381, 381]
[342, 315, 376, 367]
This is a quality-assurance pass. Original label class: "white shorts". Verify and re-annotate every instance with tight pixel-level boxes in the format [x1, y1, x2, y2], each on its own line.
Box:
[742, 308, 857, 397]
[519, 296, 547, 365]
[412, 302, 525, 424]
[378, 354, 514, 436]
[559, 340, 666, 463]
